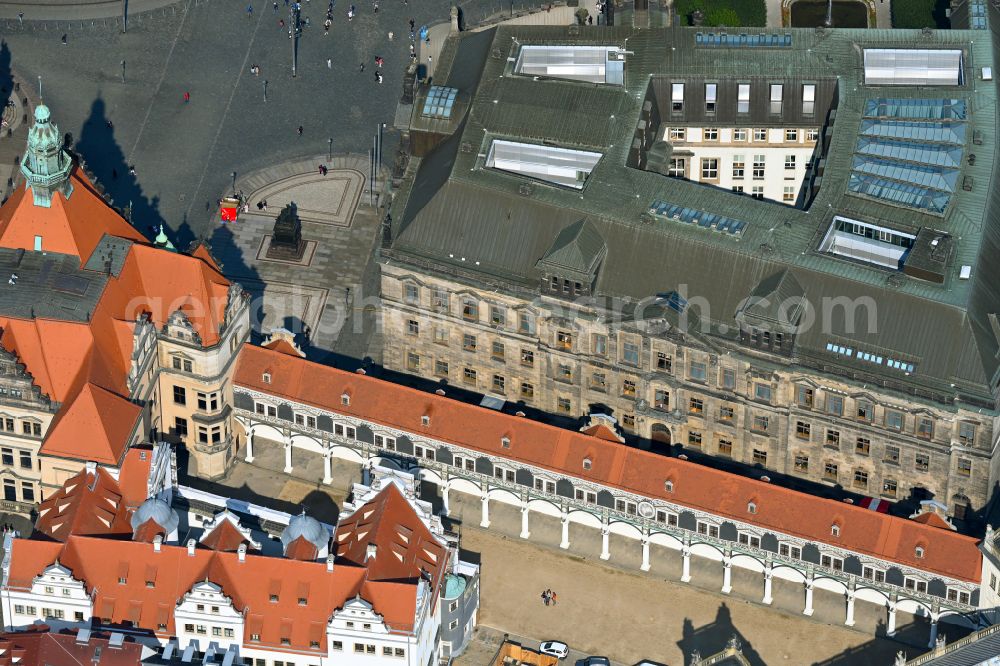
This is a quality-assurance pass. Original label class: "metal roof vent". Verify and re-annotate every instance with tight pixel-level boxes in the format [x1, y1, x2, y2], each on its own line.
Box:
[974, 130, 983, 145]
[983, 66, 993, 81]
[460, 142, 473, 154]
[960, 265, 972, 279]
[963, 176, 974, 191]
[518, 183, 534, 197]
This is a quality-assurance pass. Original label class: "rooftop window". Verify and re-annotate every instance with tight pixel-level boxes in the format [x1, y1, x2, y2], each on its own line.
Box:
[486, 140, 602, 190]
[514, 45, 625, 85]
[863, 49, 964, 86]
[694, 32, 792, 48]
[648, 200, 748, 236]
[421, 86, 459, 119]
[819, 215, 915, 269]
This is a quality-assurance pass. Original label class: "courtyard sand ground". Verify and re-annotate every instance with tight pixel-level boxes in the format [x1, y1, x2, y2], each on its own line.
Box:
[457, 528, 904, 666]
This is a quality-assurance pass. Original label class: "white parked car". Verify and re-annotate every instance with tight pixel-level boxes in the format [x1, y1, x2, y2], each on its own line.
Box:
[539, 641, 570, 659]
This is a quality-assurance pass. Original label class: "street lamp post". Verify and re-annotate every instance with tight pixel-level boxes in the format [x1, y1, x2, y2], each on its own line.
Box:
[122, 0, 127, 33]
[121, 60, 126, 84]
[231, 171, 237, 194]
[328, 137, 333, 161]
[263, 79, 268, 102]
[290, 5, 299, 78]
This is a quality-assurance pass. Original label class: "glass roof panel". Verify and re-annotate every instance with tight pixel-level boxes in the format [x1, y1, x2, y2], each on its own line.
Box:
[486, 140, 602, 189]
[863, 49, 964, 86]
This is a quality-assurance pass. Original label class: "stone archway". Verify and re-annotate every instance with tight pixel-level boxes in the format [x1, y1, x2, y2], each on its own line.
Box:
[651, 423, 672, 445]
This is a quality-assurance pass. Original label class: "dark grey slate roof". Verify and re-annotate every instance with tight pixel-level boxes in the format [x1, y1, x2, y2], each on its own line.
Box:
[535, 219, 607, 281]
[0, 247, 109, 322]
[905, 625, 1000, 665]
[386, 24, 1000, 404]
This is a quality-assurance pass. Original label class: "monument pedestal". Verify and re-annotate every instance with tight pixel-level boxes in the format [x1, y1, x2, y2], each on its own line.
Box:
[266, 201, 306, 261]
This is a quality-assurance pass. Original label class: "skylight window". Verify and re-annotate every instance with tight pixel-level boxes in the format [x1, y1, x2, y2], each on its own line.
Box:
[648, 199, 748, 236]
[863, 49, 964, 86]
[737, 84, 750, 114]
[514, 45, 625, 85]
[769, 84, 783, 114]
[421, 86, 458, 119]
[486, 140, 602, 190]
[802, 84, 816, 115]
[819, 215, 915, 269]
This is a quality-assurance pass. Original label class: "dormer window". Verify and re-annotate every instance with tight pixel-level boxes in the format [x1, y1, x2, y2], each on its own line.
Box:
[747, 501, 757, 514]
[915, 545, 925, 559]
[262, 372, 272, 384]
[342, 393, 350, 406]
[501, 436, 511, 449]
[421, 415, 430, 426]
[583, 457, 592, 470]
[665, 480, 674, 493]
[831, 523, 841, 537]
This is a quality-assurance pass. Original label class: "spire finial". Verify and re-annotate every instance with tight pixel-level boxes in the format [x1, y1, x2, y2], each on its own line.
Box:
[37, 75, 41, 100]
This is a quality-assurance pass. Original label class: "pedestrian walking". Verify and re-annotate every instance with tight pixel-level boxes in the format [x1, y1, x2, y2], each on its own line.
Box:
[61, 34, 67, 45]
[183, 91, 191, 103]
[279, 17, 285, 27]
[373, 0, 378, 12]
[128, 165, 136, 176]
[262, 199, 269, 211]
[327, 58, 333, 68]
[409, 18, 414, 30]
[551, 591, 558, 605]
[324, 19, 331, 34]
[297, 125, 304, 136]
[388, 30, 394, 40]
[541, 591, 549, 606]
[106, 120, 114, 130]
[257, 200, 264, 210]
[360, 62, 366, 72]
[17, 11, 23, 25]
[375, 55, 384, 67]
[376, 71, 383, 84]
[247, 2, 253, 16]
[274, 0, 279, 9]
[427, 54, 433, 68]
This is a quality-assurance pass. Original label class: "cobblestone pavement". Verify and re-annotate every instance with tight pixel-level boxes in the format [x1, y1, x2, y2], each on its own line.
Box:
[0, 0, 545, 246]
[208, 153, 383, 360]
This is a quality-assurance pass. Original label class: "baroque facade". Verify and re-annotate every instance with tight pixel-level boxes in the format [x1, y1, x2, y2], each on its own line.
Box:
[381, 23, 1000, 517]
[0, 102, 250, 512]
[232, 342, 997, 648]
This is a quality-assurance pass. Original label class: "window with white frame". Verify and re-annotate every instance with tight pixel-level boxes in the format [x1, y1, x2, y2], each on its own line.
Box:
[737, 84, 750, 114]
[493, 466, 515, 483]
[802, 84, 816, 115]
[615, 499, 637, 516]
[254, 402, 277, 418]
[696, 521, 720, 538]
[374, 434, 396, 450]
[905, 577, 928, 594]
[668, 127, 686, 141]
[333, 423, 355, 438]
[821, 554, 844, 571]
[862, 565, 886, 583]
[453, 455, 475, 471]
[769, 83, 783, 114]
[947, 588, 971, 604]
[534, 478, 556, 494]
[738, 532, 761, 548]
[671, 83, 684, 112]
[655, 509, 678, 526]
[414, 444, 435, 460]
[779, 543, 802, 559]
[575, 488, 597, 504]
[294, 413, 317, 429]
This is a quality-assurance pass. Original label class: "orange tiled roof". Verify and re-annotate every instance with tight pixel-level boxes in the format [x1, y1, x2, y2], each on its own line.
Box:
[336, 483, 447, 585]
[40, 383, 142, 466]
[0, 166, 234, 465]
[5, 535, 420, 648]
[0, 170, 147, 264]
[912, 512, 955, 531]
[116, 446, 153, 509]
[235, 344, 984, 583]
[0, 626, 150, 666]
[200, 518, 250, 553]
[35, 467, 133, 542]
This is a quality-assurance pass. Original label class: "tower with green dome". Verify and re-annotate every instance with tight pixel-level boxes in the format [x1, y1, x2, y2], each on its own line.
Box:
[20, 102, 74, 208]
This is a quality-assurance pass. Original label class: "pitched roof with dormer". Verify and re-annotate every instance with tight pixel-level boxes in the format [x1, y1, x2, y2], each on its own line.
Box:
[34, 467, 133, 542]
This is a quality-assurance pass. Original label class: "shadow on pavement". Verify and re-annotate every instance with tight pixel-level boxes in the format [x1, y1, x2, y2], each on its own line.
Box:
[74, 96, 162, 237]
[677, 603, 766, 666]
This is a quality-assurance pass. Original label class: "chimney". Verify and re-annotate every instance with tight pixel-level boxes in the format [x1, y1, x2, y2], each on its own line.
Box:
[153, 535, 162, 553]
[366, 543, 377, 561]
[237, 543, 247, 563]
[187, 539, 196, 556]
[326, 554, 334, 572]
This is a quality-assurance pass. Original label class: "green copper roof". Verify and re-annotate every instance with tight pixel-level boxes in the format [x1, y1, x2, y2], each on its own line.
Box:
[21, 101, 73, 208]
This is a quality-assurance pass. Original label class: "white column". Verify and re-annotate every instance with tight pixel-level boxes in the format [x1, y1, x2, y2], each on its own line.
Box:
[283, 440, 293, 473]
[322, 452, 332, 485]
[721, 556, 733, 594]
[600, 527, 611, 561]
[640, 536, 651, 572]
[520, 502, 530, 539]
[927, 613, 940, 649]
[762, 565, 773, 605]
[887, 602, 897, 635]
[480, 494, 490, 528]
[440, 485, 450, 517]
[803, 578, 815, 616]
[845, 592, 856, 627]
[681, 546, 692, 583]
[559, 512, 570, 549]
[245, 433, 255, 463]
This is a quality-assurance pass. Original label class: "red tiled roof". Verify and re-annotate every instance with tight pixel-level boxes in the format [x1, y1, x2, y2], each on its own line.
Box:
[0, 627, 150, 666]
[40, 383, 142, 466]
[200, 517, 250, 552]
[5, 535, 421, 649]
[285, 535, 319, 561]
[235, 344, 984, 583]
[117, 446, 153, 509]
[35, 467, 132, 541]
[336, 483, 447, 585]
[912, 512, 955, 531]
[0, 170, 147, 265]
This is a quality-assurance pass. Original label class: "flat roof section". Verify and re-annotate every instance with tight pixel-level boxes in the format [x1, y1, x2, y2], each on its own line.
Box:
[863, 49, 964, 86]
[485, 140, 603, 190]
